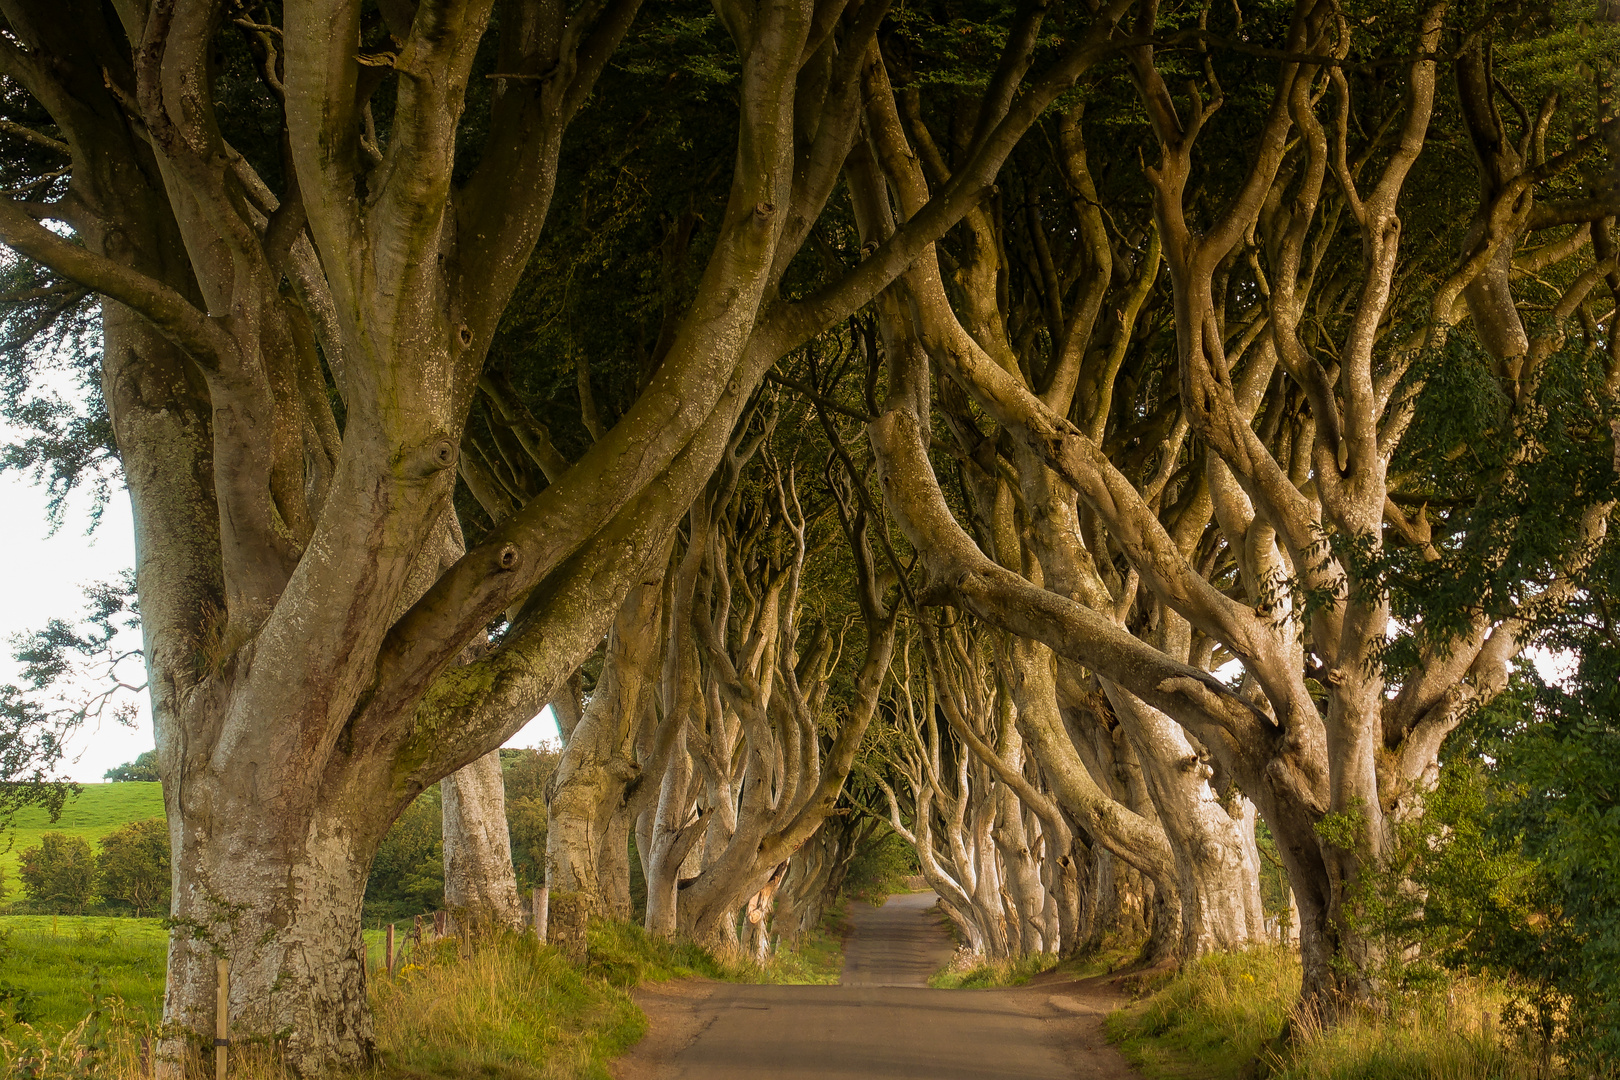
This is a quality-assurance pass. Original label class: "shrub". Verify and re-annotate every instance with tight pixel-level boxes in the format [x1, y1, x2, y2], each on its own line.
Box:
[1461, 662, 1620, 1076]
[97, 819, 170, 917]
[18, 834, 97, 913]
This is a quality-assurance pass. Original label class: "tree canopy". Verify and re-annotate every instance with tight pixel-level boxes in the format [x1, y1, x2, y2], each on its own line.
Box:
[0, 0, 1615, 1073]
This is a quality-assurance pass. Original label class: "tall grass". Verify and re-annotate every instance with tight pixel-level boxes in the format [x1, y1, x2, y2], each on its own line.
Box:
[0, 913, 845, 1078]
[1107, 946, 1559, 1080]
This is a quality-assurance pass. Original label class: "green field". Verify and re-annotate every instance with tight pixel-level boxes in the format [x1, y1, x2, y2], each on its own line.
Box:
[1, 782, 165, 889]
[0, 915, 398, 1033]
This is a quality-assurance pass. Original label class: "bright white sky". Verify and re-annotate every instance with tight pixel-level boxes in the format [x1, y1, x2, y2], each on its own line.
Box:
[0, 469, 558, 783]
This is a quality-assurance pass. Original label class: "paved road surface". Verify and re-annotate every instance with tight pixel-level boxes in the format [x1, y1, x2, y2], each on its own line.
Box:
[612, 892, 1140, 1080]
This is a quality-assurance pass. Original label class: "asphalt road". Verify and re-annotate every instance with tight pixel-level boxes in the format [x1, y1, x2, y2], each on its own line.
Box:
[612, 892, 1141, 1080]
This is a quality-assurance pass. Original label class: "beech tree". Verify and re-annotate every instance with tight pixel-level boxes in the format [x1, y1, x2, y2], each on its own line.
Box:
[850, 0, 1618, 1012]
[0, 0, 1143, 1070]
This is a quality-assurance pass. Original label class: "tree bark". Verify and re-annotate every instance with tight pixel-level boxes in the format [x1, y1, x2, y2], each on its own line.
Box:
[442, 750, 525, 932]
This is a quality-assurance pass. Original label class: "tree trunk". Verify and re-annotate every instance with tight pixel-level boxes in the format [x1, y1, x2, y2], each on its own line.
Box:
[1106, 688, 1261, 956]
[162, 782, 381, 1076]
[546, 582, 663, 910]
[442, 750, 525, 932]
[643, 725, 699, 936]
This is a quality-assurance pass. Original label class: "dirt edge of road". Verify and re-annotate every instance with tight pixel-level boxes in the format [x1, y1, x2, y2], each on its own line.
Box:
[611, 978, 721, 1080]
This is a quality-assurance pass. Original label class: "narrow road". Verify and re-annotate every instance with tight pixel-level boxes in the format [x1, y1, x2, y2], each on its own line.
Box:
[612, 893, 1141, 1080]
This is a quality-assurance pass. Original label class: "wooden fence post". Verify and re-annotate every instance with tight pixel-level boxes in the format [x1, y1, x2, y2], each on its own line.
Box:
[386, 923, 395, 974]
[433, 910, 447, 938]
[215, 957, 229, 1080]
[534, 887, 549, 944]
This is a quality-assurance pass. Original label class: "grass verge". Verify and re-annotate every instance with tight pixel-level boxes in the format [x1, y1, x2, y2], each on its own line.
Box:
[1106, 946, 1557, 1080]
[1, 912, 844, 1077]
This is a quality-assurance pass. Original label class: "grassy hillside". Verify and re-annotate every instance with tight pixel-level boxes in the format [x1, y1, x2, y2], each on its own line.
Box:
[1, 783, 165, 888]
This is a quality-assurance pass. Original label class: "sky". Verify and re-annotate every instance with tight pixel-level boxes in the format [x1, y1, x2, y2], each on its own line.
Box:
[0, 470, 558, 784]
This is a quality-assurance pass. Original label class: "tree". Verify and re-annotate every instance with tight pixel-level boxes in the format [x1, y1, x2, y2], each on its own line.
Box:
[18, 832, 96, 913]
[97, 818, 170, 916]
[854, 0, 1618, 1013]
[103, 750, 159, 782]
[0, 0, 1119, 1069]
[501, 747, 559, 891]
[364, 790, 446, 923]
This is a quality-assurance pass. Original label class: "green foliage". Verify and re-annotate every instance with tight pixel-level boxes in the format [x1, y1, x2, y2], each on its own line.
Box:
[100, 752, 157, 783]
[95, 820, 168, 917]
[0, 783, 163, 895]
[502, 747, 560, 891]
[18, 834, 96, 914]
[838, 825, 919, 903]
[1456, 657, 1620, 1076]
[363, 788, 444, 922]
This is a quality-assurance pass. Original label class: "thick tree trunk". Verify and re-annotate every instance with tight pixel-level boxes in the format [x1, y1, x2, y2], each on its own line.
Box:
[442, 750, 525, 932]
[161, 783, 380, 1076]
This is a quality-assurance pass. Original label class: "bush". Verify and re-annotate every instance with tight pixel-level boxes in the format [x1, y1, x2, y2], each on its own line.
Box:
[97, 819, 170, 917]
[1460, 662, 1620, 1076]
[18, 834, 97, 913]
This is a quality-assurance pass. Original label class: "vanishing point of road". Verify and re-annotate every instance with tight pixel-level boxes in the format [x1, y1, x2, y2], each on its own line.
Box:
[613, 892, 1143, 1080]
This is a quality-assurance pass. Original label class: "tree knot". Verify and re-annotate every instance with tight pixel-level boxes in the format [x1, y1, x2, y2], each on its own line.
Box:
[404, 435, 457, 476]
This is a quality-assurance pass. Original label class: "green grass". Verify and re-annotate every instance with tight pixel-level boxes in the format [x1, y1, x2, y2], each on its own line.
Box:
[0, 915, 395, 1034]
[1, 783, 165, 888]
[1, 912, 849, 1077]
[368, 932, 646, 1080]
[0, 917, 168, 1031]
[587, 913, 844, 987]
[1106, 946, 1553, 1080]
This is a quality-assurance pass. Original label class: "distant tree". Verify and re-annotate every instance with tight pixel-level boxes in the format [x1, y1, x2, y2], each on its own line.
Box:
[501, 748, 560, 891]
[18, 832, 96, 913]
[363, 789, 444, 922]
[103, 750, 159, 783]
[98, 818, 170, 917]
